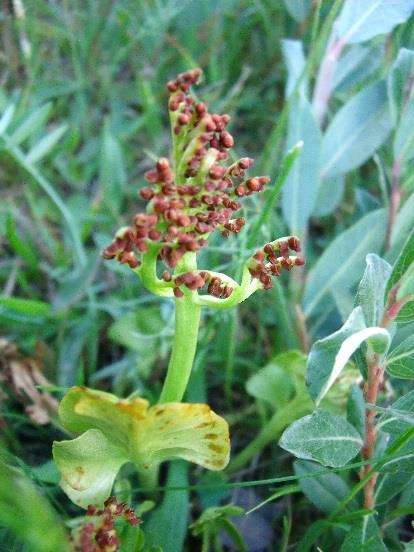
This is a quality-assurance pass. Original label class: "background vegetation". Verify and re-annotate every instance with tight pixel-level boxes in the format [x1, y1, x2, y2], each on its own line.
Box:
[1, 1, 414, 550]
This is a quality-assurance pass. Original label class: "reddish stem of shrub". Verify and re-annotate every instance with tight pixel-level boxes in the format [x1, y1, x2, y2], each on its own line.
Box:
[361, 285, 412, 508]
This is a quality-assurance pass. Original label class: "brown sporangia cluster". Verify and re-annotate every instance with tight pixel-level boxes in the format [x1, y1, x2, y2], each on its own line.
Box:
[102, 68, 271, 276]
[75, 497, 140, 552]
[248, 236, 305, 290]
[171, 270, 233, 299]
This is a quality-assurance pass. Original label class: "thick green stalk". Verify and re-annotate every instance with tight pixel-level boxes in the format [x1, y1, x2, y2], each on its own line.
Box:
[227, 394, 311, 474]
[159, 253, 201, 404]
[158, 295, 201, 403]
[138, 464, 160, 492]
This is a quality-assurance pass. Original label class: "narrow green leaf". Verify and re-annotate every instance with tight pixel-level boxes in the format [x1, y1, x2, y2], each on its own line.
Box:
[26, 124, 68, 164]
[386, 335, 414, 379]
[321, 81, 392, 178]
[303, 209, 387, 317]
[335, 0, 414, 44]
[247, 141, 302, 248]
[245, 484, 300, 514]
[145, 461, 189, 552]
[297, 519, 332, 552]
[0, 296, 50, 318]
[279, 410, 363, 468]
[0, 459, 71, 552]
[190, 503, 246, 552]
[281, 92, 321, 234]
[10, 103, 53, 145]
[0, 104, 16, 135]
[99, 123, 127, 217]
[5, 211, 39, 270]
[54, 254, 100, 310]
[2, 133, 87, 267]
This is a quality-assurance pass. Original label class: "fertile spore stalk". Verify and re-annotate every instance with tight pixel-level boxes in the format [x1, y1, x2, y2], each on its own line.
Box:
[103, 68, 304, 405]
[53, 69, 304, 511]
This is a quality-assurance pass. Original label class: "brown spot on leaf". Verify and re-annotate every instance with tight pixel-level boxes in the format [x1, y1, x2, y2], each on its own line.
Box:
[208, 443, 224, 453]
[196, 421, 214, 428]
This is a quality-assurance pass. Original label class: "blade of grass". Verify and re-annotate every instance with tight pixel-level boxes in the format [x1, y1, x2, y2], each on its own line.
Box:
[1, 133, 86, 267]
[248, 141, 303, 249]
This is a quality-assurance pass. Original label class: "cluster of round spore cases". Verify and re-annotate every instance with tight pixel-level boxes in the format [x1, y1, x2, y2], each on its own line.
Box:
[78, 497, 140, 551]
[102, 68, 275, 284]
[170, 270, 234, 299]
[248, 237, 305, 289]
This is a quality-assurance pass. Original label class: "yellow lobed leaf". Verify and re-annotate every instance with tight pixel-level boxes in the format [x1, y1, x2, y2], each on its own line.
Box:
[56, 387, 230, 500]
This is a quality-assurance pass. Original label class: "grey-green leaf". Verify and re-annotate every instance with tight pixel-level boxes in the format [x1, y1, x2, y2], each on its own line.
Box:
[380, 390, 414, 438]
[316, 324, 390, 404]
[388, 48, 414, 124]
[347, 384, 365, 438]
[340, 516, 387, 552]
[375, 470, 414, 505]
[281, 92, 321, 234]
[386, 335, 414, 379]
[307, 307, 366, 402]
[335, 0, 414, 44]
[303, 209, 387, 317]
[386, 228, 414, 323]
[355, 253, 392, 326]
[332, 44, 382, 94]
[393, 100, 414, 163]
[281, 39, 307, 97]
[279, 410, 363, 467]
[320, 81, 391, 178]
[294, 460, 355, 514]
[312, 175, 344, 217]
[282, 0, 311, 22]
[391, 190, 414, 248]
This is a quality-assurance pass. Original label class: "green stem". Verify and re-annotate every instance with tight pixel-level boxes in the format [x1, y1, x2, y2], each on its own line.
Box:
[136, 245, 173, 297]
[159, 253, 201, 403]
[227, 394, 311, 474]
[138, 465, 160, 492]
